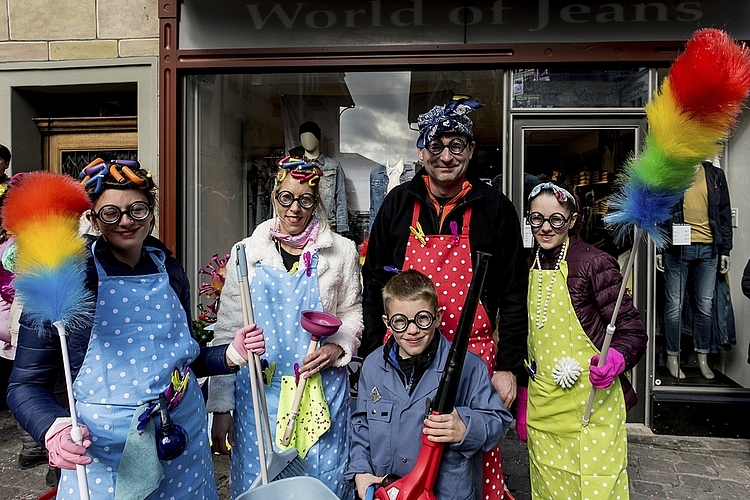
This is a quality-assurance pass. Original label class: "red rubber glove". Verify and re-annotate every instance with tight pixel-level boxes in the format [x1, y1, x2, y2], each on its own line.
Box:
[515, 386, 528, 442]
[45, 418, 92, 470]
[227, 323, 265, 366]
[589, 348, 626, 389]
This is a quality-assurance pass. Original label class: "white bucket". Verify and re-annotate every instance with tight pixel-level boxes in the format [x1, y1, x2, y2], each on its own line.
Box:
[235, 476, 339, 500]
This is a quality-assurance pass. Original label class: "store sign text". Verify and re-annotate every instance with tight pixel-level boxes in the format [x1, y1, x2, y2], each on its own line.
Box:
[245, 1, 703, 31]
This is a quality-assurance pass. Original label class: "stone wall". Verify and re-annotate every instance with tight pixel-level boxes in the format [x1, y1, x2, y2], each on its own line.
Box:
[0, 0, 158, 62]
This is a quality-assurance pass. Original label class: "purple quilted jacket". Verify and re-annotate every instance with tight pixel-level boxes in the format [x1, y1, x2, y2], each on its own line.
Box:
[531, 236, 647, 410]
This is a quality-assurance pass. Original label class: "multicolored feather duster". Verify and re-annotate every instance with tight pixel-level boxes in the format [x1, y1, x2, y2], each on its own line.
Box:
[605, 28, 750, 248]
[1, 172, 94, 334]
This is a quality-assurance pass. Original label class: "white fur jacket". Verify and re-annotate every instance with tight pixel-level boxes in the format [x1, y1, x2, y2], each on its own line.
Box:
[206, 218, 363, 412]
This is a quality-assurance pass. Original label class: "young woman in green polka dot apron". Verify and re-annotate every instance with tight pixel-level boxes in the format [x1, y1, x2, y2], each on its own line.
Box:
[527, 238, 629, 500]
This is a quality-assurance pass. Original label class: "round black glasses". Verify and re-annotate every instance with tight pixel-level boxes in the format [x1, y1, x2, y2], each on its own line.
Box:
[527, 212, 570, 229]
[387, 310, 437, 333]
[275, 190, 317, 209]
[93, 201, 152, 225]
[425, 138, 469, 156]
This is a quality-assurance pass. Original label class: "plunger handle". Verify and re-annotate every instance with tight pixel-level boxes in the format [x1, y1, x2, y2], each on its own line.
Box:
[280, 338, 319, 446]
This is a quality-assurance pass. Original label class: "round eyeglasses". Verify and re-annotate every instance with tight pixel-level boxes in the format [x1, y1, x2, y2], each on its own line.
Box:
[527, 211, 570, 229]
[93, 201, 152, 225]
[275, 190, 317, 209]
[425, 138, 469, 156]
[387, 310, 437, 334]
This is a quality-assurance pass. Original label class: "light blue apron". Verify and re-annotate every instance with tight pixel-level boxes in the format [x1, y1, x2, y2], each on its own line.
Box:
[231, 251, 351, 499]
[57, 244, 218, 500]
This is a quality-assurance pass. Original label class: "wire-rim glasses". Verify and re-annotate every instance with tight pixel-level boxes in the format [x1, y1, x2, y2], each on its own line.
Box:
[527, 211, 570, 229]
[425, 138, 469, 156]
[387, 310, 437, 333]
[275, 190, 317, 209]
[93, 201, 152, 225]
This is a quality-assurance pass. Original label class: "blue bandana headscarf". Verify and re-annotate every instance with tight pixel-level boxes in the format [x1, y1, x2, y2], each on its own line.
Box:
[416, 98, 484, 148]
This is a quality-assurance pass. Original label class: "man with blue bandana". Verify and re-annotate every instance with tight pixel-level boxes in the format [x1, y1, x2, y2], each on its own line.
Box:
[360, 98, 527, 500]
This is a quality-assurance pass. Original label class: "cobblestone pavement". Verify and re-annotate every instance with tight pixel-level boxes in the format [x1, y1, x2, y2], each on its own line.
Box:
[3, 408, 749, 500]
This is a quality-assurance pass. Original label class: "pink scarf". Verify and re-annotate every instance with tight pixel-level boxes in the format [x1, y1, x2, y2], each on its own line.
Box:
[269, 215, 320, 249]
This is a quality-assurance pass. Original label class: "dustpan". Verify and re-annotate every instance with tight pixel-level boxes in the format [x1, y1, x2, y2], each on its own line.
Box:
[236, 476, 339, 500]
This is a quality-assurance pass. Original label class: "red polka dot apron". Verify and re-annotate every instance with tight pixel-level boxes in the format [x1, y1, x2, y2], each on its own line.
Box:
[401, 201, 508, 500]
[527, 248, 629, 500]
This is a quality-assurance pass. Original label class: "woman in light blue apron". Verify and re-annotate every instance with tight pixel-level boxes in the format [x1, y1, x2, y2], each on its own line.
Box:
[208, 159, 363, 499]
[8, 161, 262, 499]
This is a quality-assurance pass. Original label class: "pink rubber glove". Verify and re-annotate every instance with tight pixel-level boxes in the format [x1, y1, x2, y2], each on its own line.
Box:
[589, 348, 626, 389]
[45, 418, 92, 470]
[515, 386, 528, 442]
[227, 323, 265, 365]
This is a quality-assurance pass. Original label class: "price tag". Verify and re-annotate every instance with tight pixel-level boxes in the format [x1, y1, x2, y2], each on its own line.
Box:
[672, 224, 691, 246]
[523, 223, 534, 248]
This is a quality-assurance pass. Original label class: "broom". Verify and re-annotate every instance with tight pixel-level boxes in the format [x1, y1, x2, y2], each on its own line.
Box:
[583, 28, 750, 425]
[2, 172, 95, 500]
[235, 243, 308, 487]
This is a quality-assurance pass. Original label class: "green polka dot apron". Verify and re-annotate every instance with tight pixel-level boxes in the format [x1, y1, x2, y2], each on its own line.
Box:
[402, 201, 507, 500]
[231, 251, 351, 500]
[60, 243, 216, 500]
[527, 241, 629, 500]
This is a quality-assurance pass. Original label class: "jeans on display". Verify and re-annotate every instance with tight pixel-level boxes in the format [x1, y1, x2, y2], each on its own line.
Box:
[663, 243, 717, 355]
[369, 162, 415, 230]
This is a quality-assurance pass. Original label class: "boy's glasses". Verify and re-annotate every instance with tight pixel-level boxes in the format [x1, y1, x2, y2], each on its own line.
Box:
[425, 138, 468, 156]
[527, 211, 570, 229]
[275, 190, 317, 209]
[93, 201, 151, 225]
[387, 310, 436, 333]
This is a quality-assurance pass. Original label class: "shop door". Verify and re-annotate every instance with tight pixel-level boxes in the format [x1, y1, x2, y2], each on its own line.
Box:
[511, 115, 649, 422]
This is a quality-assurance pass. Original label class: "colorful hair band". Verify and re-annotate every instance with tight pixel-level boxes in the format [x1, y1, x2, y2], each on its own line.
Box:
[277, 155, 323, 187]
[528, 182, 575, 207]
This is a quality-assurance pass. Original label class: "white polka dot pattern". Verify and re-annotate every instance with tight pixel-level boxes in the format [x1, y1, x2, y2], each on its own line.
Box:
[526, 261, 629, 499]
[61, 247, 216, 499]
[230, 254, 352, 500]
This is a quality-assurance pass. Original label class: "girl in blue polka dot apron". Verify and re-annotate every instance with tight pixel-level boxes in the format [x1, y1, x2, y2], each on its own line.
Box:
[231, 250, 351, 499]
[58, 242, 218, 500]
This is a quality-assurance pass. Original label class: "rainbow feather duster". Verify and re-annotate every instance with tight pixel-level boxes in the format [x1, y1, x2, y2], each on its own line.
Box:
[605, 28, 750, 248]
[1, 172, 94, 334]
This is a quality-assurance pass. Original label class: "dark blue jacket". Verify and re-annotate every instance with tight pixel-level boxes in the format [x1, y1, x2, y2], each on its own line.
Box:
[7, 235, 236, 445]
[663, 161, 732, 256]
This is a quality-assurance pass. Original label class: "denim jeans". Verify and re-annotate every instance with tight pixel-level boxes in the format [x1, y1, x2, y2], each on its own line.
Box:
[663, 243, 717, 355]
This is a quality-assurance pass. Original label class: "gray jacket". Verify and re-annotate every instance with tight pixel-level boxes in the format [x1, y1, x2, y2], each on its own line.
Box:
[347, 335, 511, 500]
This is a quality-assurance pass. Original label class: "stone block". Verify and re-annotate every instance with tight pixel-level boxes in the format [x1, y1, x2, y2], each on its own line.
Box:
[98, 0, 158, 39]
[9, 0, 95, 41]
[50, 40, 118, 60]
[0, 41, 48, 62]
[119, 38, 158, 57]
[1, 2, 8, 41]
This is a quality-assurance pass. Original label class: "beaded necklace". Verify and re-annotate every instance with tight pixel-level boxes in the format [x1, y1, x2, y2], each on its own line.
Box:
[533, 238, 567, 329]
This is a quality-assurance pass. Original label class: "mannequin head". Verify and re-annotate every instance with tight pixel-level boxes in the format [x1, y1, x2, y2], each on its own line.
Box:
[299, 121, 322, 158]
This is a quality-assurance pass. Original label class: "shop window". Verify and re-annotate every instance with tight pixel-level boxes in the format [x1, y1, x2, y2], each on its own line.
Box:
[512, 68, 649, 108]
[181, 70, 505, 287]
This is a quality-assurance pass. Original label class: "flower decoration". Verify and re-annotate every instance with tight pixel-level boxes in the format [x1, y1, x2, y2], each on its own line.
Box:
[193, 252, 230, 345]
[552, 357, 583, 389]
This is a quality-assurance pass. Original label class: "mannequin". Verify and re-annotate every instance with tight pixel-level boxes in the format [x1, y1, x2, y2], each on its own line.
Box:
[299, 121, 349, 232]
[656, 159, 733, 380]
[369, 147, 415, 230]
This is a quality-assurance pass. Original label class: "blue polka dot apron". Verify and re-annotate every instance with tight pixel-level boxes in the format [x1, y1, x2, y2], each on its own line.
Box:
[402, 202, 507, 500]
[527, 244, 629, 500]
[57, 244, 217, 500]
[231, 251, 351, 500]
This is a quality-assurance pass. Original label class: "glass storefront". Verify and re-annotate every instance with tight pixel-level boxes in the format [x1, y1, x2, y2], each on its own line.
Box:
[181, 65, 750, 431]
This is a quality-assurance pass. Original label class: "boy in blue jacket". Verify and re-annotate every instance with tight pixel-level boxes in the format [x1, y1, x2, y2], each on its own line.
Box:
[347, 270, 511, 500]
